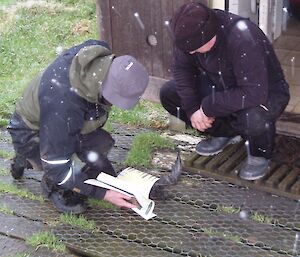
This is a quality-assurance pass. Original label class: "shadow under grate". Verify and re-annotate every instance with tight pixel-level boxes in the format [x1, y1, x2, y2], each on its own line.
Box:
[184, 135, 300, 200]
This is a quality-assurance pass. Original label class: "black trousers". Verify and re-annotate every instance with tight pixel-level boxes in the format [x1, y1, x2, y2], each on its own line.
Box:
[8, 112, 116, 198]
[160, 78, 289, 159]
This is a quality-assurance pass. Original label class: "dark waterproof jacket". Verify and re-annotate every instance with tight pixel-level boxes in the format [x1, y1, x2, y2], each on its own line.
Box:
[173, 10, 289, 119]
[15, 40, 114, 198]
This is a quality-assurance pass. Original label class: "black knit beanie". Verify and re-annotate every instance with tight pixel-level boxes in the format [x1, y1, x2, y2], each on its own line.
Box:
[170, 2, 219, 52]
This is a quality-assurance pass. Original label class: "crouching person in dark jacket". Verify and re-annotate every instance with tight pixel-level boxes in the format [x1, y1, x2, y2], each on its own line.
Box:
[160, 3, 290, 180]
[8, 39, 149, 213]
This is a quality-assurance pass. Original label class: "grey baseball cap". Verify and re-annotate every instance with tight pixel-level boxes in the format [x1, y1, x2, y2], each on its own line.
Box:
[102, 55, 149, 110]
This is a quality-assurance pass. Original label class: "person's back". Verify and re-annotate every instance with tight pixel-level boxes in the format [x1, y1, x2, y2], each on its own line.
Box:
[210, 9, 284, 86]
[16, 39, 109, 130]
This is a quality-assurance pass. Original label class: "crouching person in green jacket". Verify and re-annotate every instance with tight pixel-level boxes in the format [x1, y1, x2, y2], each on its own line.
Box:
[8, 39, 149, 214]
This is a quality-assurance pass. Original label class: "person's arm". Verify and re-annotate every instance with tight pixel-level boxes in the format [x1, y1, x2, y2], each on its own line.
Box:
[173, 47, 215, 131]
[173, 47, 203, 119]
[201, 22, 269, 117]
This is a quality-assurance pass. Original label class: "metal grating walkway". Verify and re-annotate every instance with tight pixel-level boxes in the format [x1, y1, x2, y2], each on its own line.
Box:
[0, 127, 299, 257]
[184, 136, 300, 200]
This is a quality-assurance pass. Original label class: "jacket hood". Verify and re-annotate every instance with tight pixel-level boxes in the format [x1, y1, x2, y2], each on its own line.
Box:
[69, 44, 115, 103]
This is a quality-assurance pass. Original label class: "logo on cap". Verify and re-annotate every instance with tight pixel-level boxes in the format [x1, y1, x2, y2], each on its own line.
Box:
[125, 62, 134, 70]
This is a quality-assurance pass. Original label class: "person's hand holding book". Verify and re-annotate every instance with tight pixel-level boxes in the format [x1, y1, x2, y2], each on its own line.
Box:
[103, 190, 138, 209]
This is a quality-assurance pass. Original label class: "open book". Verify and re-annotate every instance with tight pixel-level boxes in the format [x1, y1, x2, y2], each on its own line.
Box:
[84, 168, 159, 220]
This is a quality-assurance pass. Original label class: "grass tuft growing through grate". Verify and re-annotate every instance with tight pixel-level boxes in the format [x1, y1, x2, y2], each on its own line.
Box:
[0, 149, 14, 160]
[251, 211, 275, 225]
[7, 253, 30, 257]
[109, 100, 168, 129]
[0, 133, 12, 143]
[202, 227, 242, 244]
[125, 132, 175, 168]
[0, 182, 44, 202]
[103, 119, 114, 133]
[26, 231, 66, 252]
[0, 168, 10, 176]
[0, 204, 14, 215]
[88, 198, 116, 209]
[217, 205, 240, 214]
[59, 213, 96, 231]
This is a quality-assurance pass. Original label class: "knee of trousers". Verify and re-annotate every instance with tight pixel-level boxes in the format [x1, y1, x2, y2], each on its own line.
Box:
[239, 107, 272, 136]
[159, 81, 176, 105]
[85, 128, 115, 154]
[102, 132, 115, 151]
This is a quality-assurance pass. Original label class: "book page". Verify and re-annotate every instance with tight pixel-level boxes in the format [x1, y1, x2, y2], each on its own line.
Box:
[132, 198, 156, 220]
[83, 178, 133, 197]
[84, 170, 158, 220]
[117, 168, 159, 198]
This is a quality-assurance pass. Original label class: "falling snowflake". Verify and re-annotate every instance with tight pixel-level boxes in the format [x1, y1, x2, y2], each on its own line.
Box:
[56, 46, 63, 55]
[134, 12, 145, 30]
[70, 87, 78, 93]
[87, 151, 99, 163]
[236, 20, 248, 31]
[51, 78, 60, 86]
[239, 210, 248, 220]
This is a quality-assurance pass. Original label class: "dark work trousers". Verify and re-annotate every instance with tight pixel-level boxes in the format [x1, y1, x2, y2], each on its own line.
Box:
[7, 112, 42, 170]
[160, 76, 290, 159]
[7, 112, 116, 181]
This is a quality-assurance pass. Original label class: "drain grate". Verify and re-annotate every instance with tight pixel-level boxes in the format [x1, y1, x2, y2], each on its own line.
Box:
[184, 136, 300, 200]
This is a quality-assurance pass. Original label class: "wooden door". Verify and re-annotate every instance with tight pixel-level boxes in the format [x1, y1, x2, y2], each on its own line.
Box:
[96, 0, 208, 80]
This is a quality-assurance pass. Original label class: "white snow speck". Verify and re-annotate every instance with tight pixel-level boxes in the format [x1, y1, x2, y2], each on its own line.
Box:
[87, 151, 99, 163]
[56, 46, 63, 55]
[239, 210, 248, 220]
[51, 78, 60, 86]
[236, 20, 248, 31]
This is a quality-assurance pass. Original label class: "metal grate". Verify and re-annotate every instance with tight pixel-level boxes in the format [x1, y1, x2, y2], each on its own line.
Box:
[1, 128, 300, 257]
[184, 139, 300, 200]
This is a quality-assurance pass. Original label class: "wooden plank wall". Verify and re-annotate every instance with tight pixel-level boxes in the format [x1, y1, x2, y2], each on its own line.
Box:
[96, 0, 208, 102]
[97, 0, 208, 79]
